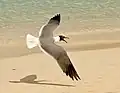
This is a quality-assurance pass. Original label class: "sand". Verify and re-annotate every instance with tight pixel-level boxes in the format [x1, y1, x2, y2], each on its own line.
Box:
[0, 30, 120, 93]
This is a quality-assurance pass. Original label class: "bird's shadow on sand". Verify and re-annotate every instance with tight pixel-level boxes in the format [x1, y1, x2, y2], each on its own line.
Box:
[9, 74, 75, 87]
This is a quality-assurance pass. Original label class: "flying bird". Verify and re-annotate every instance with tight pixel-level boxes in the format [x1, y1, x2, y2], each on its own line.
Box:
[26, 13, 81, 80]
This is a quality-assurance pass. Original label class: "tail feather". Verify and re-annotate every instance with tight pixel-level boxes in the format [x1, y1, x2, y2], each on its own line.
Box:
[26, 34, 39, 49]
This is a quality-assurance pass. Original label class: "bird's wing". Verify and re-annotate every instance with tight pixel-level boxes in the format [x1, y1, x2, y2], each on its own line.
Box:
[39, 13, 60, 37]
[40, 43, 81, 80]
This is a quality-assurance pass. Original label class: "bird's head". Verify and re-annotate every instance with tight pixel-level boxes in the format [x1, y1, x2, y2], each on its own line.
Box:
[59, 35, 69, 43]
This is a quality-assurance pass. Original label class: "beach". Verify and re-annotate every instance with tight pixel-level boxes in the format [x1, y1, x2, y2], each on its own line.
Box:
[0, 30, 120, 93]
[1, 0, 120, 92]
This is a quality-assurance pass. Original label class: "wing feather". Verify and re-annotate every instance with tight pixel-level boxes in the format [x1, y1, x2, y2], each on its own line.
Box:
[56, 49, 81, 80]
[39, 14, 60, 37]
[41, 43, 81, 81]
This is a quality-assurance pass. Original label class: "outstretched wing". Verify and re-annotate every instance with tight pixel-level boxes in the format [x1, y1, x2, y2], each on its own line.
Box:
[39, 13, 60, 37]
[56, 50, 81, 80]
[40, 43, 81, 81]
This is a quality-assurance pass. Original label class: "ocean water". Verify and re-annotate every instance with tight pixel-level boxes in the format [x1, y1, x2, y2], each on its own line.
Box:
[0, 0, 120, 29]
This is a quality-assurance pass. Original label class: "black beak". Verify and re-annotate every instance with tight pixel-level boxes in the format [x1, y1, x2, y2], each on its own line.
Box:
[63, 39, 67, 43]
[61, 36, 69, 43]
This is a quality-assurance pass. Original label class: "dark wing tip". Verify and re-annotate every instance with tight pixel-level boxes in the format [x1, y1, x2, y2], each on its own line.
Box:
[66, 64, 81, 81]
[48, 13, 61, 25]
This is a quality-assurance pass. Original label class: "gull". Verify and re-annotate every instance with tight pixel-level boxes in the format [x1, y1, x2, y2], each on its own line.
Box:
[26, 13, 81, 80]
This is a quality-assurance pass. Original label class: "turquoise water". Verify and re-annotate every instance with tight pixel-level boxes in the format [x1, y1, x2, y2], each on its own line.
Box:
[0, 0, 120, 39]
[0, 0, 120, 26]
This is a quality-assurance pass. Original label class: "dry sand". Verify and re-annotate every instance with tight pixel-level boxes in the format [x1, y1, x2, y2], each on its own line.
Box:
[0, 31, 120, 93]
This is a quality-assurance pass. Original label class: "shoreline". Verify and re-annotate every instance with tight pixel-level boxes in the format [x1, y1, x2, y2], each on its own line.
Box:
[0, 30, 120, 59]
[0, 40, 120, 60]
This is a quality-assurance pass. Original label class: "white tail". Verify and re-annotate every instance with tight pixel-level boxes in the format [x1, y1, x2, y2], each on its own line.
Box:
[26, 34, 39, 49]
